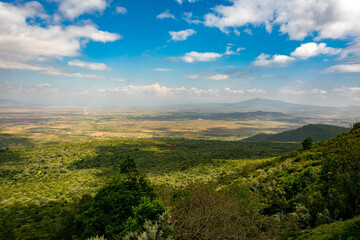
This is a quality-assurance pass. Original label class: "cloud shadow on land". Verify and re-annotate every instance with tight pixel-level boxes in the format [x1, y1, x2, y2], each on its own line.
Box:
[67, 140, 300, 178]
[0, 133, 34, 148]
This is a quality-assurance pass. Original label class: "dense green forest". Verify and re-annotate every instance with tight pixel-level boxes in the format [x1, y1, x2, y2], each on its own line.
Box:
[243, 124, 349, 142]
[1, 123, 360, 239]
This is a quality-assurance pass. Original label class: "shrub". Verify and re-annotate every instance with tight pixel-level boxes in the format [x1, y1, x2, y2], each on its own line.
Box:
[301, 137, 313, 150]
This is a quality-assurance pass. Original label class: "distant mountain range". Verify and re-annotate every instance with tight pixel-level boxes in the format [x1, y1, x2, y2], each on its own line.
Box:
[242, 124, 349, 142]
[176, 98, 360, 115]
[132, 110, 298, 121]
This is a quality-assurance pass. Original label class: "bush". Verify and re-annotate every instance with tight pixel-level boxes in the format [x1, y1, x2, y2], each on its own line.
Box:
[301, 137, 313, 150]
[124, 211, 173, 240]
[73, 159, 167, 240]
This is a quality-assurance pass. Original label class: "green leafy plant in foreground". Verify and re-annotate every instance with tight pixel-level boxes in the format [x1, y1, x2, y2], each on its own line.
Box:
[73, 159, 168, 240]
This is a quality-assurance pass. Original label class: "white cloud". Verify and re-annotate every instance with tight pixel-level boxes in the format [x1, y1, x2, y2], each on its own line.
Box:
[224, 88, 265, 94]
[81, 90, 90, 95]
[187, 74, 230, 81]
[68, 60, 111, 71]
[97, 88, 106, 92]
[110, 77, 127, 82]
[207, 74, 229, 81]
[244, 28, 253, 35]
[157, 10, 175, 19]
[333, 86, 360, 95]
[253, 53, 295, 66]
[169, 29, 196, 41]
[95, 83, 265, 99]
[291, 42, 341, 59]
[325, 64, 360, 73]
[153, 68, 174, 72]
[175, 0, 197, 4]
[116, 6, 127, 14]
[278, 87, 305, 95]
[203, 0, 360, 41]
[311, 89, 327, 95]
[31, 83, 58, 94]
[224, 45, 244, 55]
[171, 51, 223, 63]
[58, 0, 107, 19]
[0, 82, 58, 95]
[0, 59, 51, 71]
[254, 42, 340, 68]
[170, 46, 240, 63]
[0, 2, 120, 71]
[183, 12, 201, 24]
[42, 68, 106, 79]
[128, 83, 171, 96]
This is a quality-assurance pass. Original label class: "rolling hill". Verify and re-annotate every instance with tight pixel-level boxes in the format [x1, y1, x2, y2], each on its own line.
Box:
[242, 124, 349, 142]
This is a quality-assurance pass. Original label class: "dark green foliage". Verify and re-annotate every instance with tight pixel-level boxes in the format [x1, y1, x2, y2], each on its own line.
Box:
[253, 125, 360, 231]
[120, 157, 138, 176]
[73, 176, 164, 239]
[297, 215, 360, 240]
[351, 122, 360, 131]
[243, 124, 348, 142]
[301, 137, 313, 150]
[0, 139, 298, 240]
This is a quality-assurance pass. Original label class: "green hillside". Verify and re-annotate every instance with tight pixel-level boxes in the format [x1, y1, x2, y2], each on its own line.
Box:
[1, 123, 360, 239]
[243, 124, 349, 142]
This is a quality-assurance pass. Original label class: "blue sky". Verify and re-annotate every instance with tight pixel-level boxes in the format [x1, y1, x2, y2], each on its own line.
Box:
[1, 0, 360, 106]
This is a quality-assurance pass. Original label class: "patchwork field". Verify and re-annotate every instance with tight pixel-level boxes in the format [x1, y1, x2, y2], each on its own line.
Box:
[0, 107, 303, 148]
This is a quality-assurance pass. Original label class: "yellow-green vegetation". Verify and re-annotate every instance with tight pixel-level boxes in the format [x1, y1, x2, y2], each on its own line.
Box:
[1, 123, 360, 239]
[0, 139, 298, 239]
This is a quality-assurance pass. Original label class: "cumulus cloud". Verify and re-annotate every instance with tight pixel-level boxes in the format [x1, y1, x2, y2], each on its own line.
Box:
[253, 42, 340, 67]
[291, 42, 341, 59]
[68, 60, 111, 71]
[116, 6, 127, 14]
[0, 2, 120, 69]
[0, 1, 120, 81]
[170, 46, 240, 63]
[324, 64, 360, 73]
[203, 0, 360, 41]
[169, 29, 196, 41]
[170, 51, 223, 63]
[253, 53, 295, 66]
[157, 10, 175, 19]
[94, 83, 265, 98]
[58, 0, 107, 19]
